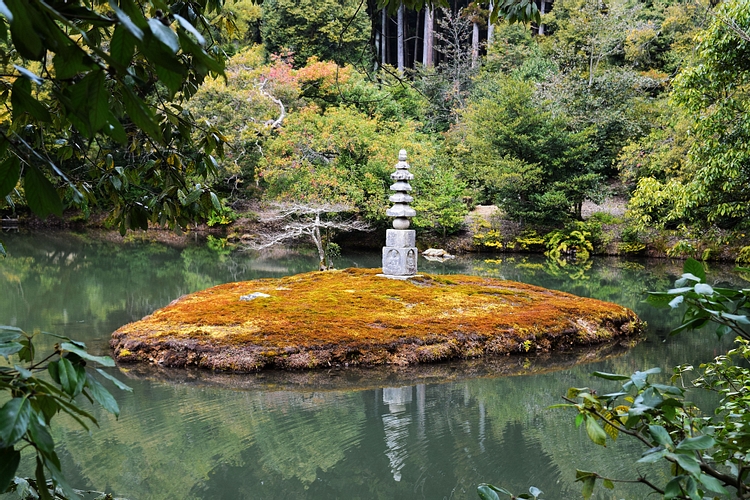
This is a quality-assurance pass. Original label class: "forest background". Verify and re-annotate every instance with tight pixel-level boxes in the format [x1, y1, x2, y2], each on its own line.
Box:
[1, 0, 750, 264]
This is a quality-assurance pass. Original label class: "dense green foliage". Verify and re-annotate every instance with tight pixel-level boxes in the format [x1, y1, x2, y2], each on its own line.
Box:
[0, 0, 229, 236]
[480, 258, 750, 499]
[261, 0, 370, 67]
[0, 327, 130, 498]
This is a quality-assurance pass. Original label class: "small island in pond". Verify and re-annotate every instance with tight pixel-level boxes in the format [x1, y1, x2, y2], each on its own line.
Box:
[110, 268, 643, 372]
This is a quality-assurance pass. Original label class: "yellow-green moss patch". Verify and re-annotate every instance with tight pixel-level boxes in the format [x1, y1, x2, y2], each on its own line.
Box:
[110, 268, 643, 372]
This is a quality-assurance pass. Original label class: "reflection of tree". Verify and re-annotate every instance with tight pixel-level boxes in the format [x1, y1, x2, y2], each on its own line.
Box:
[56, 384, 366, 498]
[250, 391, 366, 484]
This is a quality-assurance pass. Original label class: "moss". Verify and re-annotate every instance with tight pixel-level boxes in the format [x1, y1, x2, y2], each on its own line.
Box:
[110, 268, 643, 372]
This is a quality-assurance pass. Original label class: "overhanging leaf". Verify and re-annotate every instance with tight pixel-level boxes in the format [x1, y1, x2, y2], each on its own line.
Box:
[60, 341, 115, 367]
[649, 425, 673, 447]
[669, 452, 701, 475]
[108, 0, 143, 40]
[683, 258, 706, 282]
[0, 397, 31, 446]
[0, 341, 22, 358]
[11, 77, 52, 122]
[122, 85, 163, 142]
[56, 357, 84, 397]
[28, 415, 54, 454]
[85, 373, 120, 417]
[174, 14, 205, 45]
[148, 18, 179, 53]
[477, 484, 503, 500]
[96, 368, 133, 392]
[675, 435, 715, 450]
[694, 283, 714, 295]
[0, 447, 20, 493]
[24, 166, 63, 218]
[585, 416, 607, 447]
[0, 155, 20, 198]
[697, 473, 728, 495]
[592, 371, 630, 381]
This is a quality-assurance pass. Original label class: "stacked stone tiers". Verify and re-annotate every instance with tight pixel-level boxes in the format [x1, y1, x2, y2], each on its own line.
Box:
[382, 150, 418, 277]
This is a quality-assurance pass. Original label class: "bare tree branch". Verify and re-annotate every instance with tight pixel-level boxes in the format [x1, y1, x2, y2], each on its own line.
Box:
[244, 202, 371, 270]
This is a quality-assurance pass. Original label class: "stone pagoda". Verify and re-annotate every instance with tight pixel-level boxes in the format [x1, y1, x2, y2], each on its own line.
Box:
[381, 149, 418, 277]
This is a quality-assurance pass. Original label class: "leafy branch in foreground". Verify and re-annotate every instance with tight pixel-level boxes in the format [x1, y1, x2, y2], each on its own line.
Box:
[646, 258, 750, 341]
[0, 326, 132, 499]
[479, 258, 750, 499]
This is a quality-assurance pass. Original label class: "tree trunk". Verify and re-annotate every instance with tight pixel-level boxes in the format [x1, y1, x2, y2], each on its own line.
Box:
[375, 25, 381, 71]
[471, 21, 479, 68]
[413, 9, 420, 69]
[487, 1, 495, 45]
[423, 6, 434, 67]
[381, 8, 388, 67]
[538, 0, 547, 35]
[312, 213, 327, 270]
[397, 2, 405, 73]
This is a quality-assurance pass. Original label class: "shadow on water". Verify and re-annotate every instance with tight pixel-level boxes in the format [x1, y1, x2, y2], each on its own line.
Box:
[2, 230, 747, 499]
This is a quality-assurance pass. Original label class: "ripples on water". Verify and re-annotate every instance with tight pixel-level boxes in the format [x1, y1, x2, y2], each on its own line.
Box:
[2, 232, 744, 499]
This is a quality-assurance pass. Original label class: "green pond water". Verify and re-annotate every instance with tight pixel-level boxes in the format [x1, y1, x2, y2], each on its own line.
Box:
[1, 230, 745, 500]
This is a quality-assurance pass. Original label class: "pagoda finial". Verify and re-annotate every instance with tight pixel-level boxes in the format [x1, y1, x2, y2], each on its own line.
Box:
[386, 149, 416, 230]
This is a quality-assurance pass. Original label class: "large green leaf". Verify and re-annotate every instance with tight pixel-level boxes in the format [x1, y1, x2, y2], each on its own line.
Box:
[109, 24, 136, 67]
[148, 18, 179, 53]
[122, 85, 163, 142]
[96, 368, 133, 392]
[0, 330, 21, 343]
[585, 416, 607, 446]
[55, 357, 84, 397]
[0, 397, 31, 447]
[0, 341, 22, 358]
[60, 342, 115, 367]
[155, 65, 183, 99]
[683, 258, 706, 283]
[477, 484, 507, 500]
[0, 155, 20, 198]
[663, 477, 682, 499]
[24, 166, 63, 218]
[669, 452, 702, 475]
[5, 0, 42, 60]
[87, 70, 109, 132]
[697, 472, 728, 495]
[108, 0, 143, 40]
[34, 457, 53, 500]
[11, 77, 52, 122]
[174, 14, 205, 45]
[42, 453, 78, 500]
[676, 435, 715, 450]
[0, 447, 20, 493]
[28, 414, 54, 454]
[648, 425, 674, 447]
[85, 374, 120, 417]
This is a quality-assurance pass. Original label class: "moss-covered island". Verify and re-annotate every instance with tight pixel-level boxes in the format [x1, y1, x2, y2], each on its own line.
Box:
[110, 268, 643, 372]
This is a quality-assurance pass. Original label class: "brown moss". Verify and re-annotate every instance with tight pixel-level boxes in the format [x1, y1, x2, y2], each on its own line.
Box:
[110, 268, 643, 372]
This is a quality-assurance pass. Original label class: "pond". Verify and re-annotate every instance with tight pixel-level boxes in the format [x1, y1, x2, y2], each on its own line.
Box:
[1, 230, 745, 500]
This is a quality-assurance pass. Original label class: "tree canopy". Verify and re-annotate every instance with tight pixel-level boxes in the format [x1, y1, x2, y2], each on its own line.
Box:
[0, 0, 228, 234]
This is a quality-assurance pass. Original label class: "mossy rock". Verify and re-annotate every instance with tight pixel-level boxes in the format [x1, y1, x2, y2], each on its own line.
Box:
[110, 268, 643, 372]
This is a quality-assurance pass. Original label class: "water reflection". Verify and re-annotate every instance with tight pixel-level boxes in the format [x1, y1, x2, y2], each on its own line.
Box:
[382, 386, 413, 482]
[1, 231, 747, 499]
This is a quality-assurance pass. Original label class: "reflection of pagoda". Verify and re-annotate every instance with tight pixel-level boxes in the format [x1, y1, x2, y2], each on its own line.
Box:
[381, 386, 413, 482]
